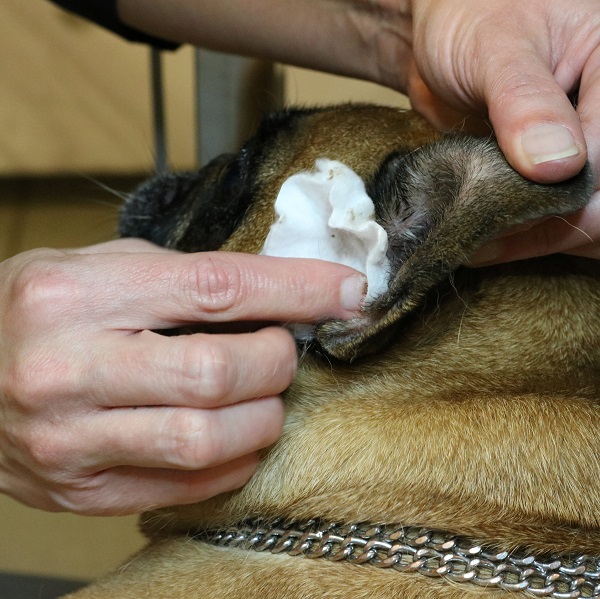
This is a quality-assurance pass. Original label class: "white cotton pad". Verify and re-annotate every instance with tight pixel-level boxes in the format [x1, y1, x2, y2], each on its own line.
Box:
[260, 159, 391, 302]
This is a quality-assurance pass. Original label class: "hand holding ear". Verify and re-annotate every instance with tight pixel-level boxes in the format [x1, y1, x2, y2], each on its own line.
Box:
[395, 0, 600, 262]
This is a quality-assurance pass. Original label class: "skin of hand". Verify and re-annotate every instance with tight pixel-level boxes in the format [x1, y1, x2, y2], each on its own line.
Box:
[403, 0, 600, 264]
[11, 0, 594, 515]
[0, 239, 365, 515]
[118, 0, 600, 262]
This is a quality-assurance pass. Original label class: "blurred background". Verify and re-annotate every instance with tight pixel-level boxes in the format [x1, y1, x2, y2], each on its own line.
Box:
[0, 0, 409, 586]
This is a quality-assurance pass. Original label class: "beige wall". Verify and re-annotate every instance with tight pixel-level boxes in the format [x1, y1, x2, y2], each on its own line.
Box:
[283, 65, 410, 108]
[0, 497, 144, 581]
[0, 0, 196, 176]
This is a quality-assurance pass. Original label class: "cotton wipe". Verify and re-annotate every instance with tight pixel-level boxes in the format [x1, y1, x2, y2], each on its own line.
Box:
[260, 159, 391, 302]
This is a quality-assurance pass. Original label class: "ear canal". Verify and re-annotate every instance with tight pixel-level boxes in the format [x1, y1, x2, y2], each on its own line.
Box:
[314, 135, 594, 362]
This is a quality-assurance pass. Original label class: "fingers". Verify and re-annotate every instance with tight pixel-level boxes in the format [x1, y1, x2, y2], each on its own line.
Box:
[145, 252, 366, 326]
[47, 397, 285, 474]
[469, 191, 600, 264]
[410, 0, 598, 185]
[91, 327, 297, 408]
[485, 46, 588, 184]
[577, 45, 600, 183]
[84, 455, 262, 515]
[48, 454, 262, 516]
[1, 244, 357, 515]
[406, 60, 492, 135]
[60, 250, 365, 330]
[100, 400, 282, 472]
[3, 392, 284, 514]
[38, 395, 283, 514]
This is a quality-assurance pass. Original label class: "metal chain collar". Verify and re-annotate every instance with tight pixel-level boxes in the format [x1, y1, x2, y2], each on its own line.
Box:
[200, 519, 600, 598]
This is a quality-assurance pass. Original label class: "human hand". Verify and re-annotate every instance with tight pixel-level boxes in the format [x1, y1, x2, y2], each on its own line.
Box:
[0, 239, 365, 515]
[468, 191, 600, 264]
[117, 0, 598, 259]
[398, 0, 600, 262]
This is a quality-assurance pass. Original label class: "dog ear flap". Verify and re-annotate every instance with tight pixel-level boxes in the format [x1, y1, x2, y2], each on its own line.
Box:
[314, 136, 594, 361]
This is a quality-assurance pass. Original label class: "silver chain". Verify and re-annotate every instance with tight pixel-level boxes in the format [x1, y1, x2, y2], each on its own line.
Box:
[201, 519, 600, 598]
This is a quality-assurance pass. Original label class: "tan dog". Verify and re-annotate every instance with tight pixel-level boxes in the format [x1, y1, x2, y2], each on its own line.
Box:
[68, 105, 600, 599]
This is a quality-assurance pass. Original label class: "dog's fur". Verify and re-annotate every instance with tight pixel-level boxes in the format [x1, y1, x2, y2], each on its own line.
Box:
[68, 105, 600, 598]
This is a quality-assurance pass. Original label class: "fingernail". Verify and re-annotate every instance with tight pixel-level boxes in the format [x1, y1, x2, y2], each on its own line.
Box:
[469, 241, 500, 266]
[521, 124, 580, 165]
[340, 275, 367, 311]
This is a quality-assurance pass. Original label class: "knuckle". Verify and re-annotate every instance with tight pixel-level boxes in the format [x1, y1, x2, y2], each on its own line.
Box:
[176, 338, 233, 405]
[186, 254, 246, 315]
[53, 479, 113, 516]
[21, 424, 70, 473]
[269, 329, 298, 385]
[55, 492, 97, 515]
[7, 253, 76, 330]
[160, 409, 220, 470]
[2, 351, 74, 412]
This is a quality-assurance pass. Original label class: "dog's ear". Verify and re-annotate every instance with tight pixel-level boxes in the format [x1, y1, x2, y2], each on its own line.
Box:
[315, 135, 594, 361]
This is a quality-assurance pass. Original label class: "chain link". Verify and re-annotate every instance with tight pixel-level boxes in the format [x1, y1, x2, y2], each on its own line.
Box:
[199, 520, 600, 598]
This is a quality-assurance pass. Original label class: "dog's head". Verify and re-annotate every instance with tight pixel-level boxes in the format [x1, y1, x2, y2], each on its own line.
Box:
[121, 104, 593, 361]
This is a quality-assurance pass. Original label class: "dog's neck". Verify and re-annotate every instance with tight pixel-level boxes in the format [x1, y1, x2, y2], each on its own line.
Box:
[199, 518, 600, 598]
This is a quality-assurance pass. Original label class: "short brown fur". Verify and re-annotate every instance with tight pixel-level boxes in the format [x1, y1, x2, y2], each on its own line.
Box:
[68, 105, 600, 598]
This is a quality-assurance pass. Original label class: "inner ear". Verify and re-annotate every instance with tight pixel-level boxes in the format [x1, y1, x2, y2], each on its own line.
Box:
[314, 135, 594, 362]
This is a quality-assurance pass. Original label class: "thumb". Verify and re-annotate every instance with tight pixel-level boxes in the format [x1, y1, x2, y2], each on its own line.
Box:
[485, 50, 588, 184]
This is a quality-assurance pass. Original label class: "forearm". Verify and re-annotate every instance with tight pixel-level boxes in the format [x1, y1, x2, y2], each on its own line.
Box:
[117, 0, 411, 88]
